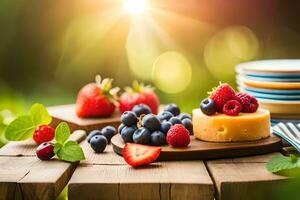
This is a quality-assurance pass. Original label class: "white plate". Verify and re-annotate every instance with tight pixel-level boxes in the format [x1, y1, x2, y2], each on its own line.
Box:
[236, 59, 300, 75]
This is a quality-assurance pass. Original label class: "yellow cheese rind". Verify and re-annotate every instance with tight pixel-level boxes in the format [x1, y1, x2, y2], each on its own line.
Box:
[192, 108, 271, 142]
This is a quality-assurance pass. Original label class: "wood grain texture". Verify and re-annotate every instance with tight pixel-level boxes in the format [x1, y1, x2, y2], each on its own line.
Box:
[112, 134, 282, 161]
[206, 153, 288, 200]
[48, 104, 121, 132]
[0, 130, 86, 156]
[81, 141, 126, 165]
[0, 131, 86, 200]
[68, 161, 214, 200]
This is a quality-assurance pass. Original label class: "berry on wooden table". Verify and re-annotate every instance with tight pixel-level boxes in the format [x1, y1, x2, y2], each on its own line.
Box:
[160, 121, 172, 134]
[90, 135, 107, 153]
[121, 126, 137, 143]
[178, 113, 191, 121]
[33, 125, 55, 145]
[87, 130, 102, 143]
[223, 100, 242, 116]
[142, 114, 161, 132]
[157, 111, 174, 122]
[121, 111, 138, 126]
[169, 117, 182, 125]
[36, 142, 55, 160]
[182, 118, 193, 135]
[101, 126, 117, 143]
[123, 143, 161, 167]
[118, 123, 126, 134]
[133, 127, 151, 145]
[151, 131, 166, 146]
[132, 104, 152, 117]
[164, 103, 180, 116]
[166, 124, 190, 148]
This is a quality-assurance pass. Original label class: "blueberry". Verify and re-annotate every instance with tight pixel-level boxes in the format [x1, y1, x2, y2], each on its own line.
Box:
[118, 123, 126, 134]
[200, 98, 217, 116]
[160, 121, 172, 134]
[87, 130, 102, 143]
[169, 117, 182, 125]
[133, 127, 151, 144]
[178, 113, 191, 120]
[142, 114, 161, 131]
[158, 111, 174, 122]
[101, 126, 117, 143]
[164, 103, 180, 116]
[121, 111, 138, 126]
[182, 118, 193, 135]
[151, 131, 166, 146]
[132, 104, 151, 117]
[90, 135, 107, 153]
[121, 126, 137, 143]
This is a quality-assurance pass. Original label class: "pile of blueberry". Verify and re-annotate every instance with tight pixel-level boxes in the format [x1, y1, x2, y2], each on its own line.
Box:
[87, 126, 117, 153]
[119, 103, 193, 146]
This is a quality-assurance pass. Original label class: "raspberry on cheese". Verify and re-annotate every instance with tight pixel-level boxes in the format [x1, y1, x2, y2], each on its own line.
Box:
[192, 108, 271, 142]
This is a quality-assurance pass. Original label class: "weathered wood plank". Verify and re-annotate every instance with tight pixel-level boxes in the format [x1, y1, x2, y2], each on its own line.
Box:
[0, 131, 86, 200]
[81, 141, 126, 165]
[48, 104, 121, 132]
[0, 157, 37, 200]
[68, 161, 214, 200]
[0, 130, 86, 156]
[206, 153, 288, 200]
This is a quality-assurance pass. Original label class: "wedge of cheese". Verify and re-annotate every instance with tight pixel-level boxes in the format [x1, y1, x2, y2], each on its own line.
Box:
[192, 108, 270, 142]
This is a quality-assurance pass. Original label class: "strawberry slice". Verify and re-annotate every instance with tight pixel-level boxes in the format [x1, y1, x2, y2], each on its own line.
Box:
[123, 143, 161, 167]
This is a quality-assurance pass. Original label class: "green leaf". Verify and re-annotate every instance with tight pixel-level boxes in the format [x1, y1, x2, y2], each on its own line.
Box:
[30, 103, 52, 126]
[266, 155, 300, 173]
[5, 115, 36, 141]
[54, 143, 63, 155]
[55, 122, 70, 144]
[55, 141, 85, 162]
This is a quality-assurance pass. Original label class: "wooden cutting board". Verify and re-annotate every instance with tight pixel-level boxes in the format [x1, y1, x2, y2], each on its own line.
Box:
[111, 134, 282, 160]
[48, 104, 121, 132]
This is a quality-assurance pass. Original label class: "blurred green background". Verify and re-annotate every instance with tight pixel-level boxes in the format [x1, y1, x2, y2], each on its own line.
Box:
[1, 0, 300, 146]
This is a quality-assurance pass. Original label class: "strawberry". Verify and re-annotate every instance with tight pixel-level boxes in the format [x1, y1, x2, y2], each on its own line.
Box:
[123, 143, 161, 167]
[166, 124, 190, 148]
[119, 81, 160, 114]
[209, 83, 236, 112]
[76, 75, 119, 118]
[235, 92, 259, 113]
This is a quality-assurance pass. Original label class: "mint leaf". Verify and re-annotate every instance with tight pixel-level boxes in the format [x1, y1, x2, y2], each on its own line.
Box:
[5, 115, 36, 141]
[54, 143, 63, 155]
[55, 122, 70, 144]
[266, 155, 300, 173]
[30, 103, 52, 126]
[55, 141, 85, 162]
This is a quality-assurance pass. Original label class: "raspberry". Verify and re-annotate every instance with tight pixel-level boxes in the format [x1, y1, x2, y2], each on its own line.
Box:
[33, 125, 55, 145]
[235, 92, 259, 113]
[166, 124, 190, 148]
[209, 83, 236, 112]
[223, 100, 242, 116]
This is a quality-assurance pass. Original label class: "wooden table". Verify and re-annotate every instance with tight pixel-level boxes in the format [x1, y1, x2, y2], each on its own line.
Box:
[0, 130, 289, 200]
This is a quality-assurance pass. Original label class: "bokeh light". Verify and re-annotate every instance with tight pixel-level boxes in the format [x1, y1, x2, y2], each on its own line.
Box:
[152, 51, 192, 94]
[204, 26, 259, 80]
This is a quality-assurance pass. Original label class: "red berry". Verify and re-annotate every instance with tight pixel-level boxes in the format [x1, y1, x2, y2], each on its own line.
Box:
[36, 142, 55, 160]
[119, 81, 160, 114]
[76, 76, 118, 118]
[123, 143, 161, 167]
[33, 125, 55, 145]
[222, 100, 242, 116]
[166, 124, 190, 148]
[235, 92, 259, 113]
[209, 83, 236, 112]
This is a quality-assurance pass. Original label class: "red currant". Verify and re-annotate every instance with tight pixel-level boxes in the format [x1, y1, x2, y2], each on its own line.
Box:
[33, 125, 55, 145]
[36, 142, 55, 160]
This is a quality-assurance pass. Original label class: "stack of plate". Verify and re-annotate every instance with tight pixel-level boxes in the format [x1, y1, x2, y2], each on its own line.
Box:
[236, 59, 300, 125]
